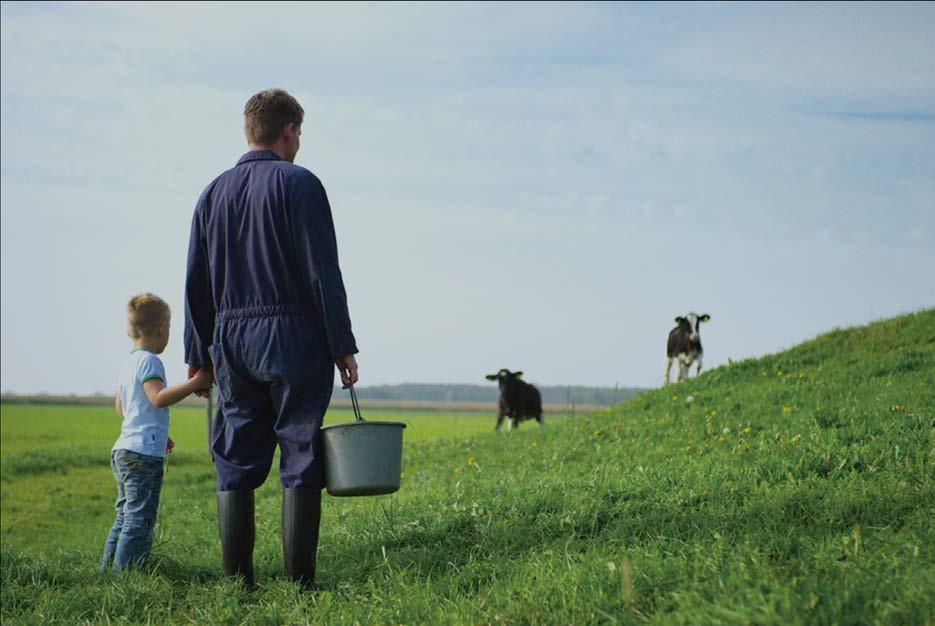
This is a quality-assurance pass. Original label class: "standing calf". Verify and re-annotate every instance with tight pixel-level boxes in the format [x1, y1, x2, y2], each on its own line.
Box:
[485, 369, 544, 431]
[664, 313, 710, 384]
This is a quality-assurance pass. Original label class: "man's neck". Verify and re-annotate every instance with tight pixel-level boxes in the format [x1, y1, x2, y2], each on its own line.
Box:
[249, 142, 291, 162]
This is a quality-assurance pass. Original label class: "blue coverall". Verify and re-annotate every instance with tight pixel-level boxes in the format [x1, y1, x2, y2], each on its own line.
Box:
[184, 150, 357, 492]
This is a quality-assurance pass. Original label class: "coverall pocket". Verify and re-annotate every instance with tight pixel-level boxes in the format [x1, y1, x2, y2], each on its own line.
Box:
[208, 344, 230, 398]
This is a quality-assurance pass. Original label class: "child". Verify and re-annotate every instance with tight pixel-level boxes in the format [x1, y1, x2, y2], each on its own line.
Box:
[100, 293, 211, 573]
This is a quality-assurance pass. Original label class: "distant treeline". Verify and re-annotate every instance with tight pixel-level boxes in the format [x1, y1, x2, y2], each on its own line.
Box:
[330, 383, 644, 406]
[2, 384, 644, 409]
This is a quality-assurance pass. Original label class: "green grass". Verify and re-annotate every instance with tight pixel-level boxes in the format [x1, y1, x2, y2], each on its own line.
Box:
[2, 310, 934, 624]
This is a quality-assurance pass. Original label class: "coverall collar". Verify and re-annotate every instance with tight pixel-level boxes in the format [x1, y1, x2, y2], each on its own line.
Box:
[237, 150, 284, 166]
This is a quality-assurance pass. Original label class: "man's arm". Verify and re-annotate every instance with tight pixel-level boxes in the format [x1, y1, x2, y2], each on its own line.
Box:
[115, 393, 122, 417]
[289, 175, 359, 367]
[184, 194, 216, 371]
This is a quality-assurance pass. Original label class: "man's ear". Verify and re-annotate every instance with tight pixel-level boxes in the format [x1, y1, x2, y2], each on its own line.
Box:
[700, 314, 710, 322]
[485, 374, 498, 381]
[284, 122, 300, 140]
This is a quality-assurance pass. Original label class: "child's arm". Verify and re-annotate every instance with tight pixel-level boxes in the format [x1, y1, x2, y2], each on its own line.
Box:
[115, 393, 123, 416]
[143, 369, 211, 409]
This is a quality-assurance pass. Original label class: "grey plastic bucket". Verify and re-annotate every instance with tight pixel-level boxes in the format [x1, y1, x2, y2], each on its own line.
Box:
[321, 387, 406, 497]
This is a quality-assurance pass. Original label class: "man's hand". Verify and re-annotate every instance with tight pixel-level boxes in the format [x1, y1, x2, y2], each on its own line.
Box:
[188, 364, 214, 398]
[335, 354, 359, 388]
[166, 436, 175, 454]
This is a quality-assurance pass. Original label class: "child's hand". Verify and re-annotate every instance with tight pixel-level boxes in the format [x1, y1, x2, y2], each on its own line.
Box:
[166, 436, 175, 454]
[190, 368, 212, 390]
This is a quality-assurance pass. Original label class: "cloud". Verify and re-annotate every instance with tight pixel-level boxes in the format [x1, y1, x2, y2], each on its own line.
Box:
[805, 110, 935, 123]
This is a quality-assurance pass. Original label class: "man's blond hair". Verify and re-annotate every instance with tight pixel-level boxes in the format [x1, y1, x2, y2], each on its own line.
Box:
[127, 293, 171, 338]
[244, 89, 304, 145]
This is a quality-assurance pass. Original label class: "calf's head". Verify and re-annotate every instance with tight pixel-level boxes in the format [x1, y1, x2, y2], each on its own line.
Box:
[675, 312, 710, 343]
[485, 369, 523, 389]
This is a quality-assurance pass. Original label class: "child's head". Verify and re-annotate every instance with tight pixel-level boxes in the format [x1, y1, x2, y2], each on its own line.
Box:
[127, 293, 171, 353]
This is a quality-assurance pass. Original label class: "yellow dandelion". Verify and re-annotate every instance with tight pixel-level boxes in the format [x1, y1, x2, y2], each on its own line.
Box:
[671, 395, 678, 401]
[891, 405, 902, 413]
[593, 430, 601, 436]
[467, 456, 476, 465]
[531, 441, 538, 447]
[453, 466, 462, 475]
[782, 406, 792, 414]
[742, 427, 752, 434]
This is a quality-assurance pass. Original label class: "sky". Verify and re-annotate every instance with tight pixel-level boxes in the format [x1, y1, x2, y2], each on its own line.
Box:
[1, 1, 933, 394]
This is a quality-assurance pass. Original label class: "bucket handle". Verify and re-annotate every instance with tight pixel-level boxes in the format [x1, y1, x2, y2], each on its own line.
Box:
[348, 385, 365, 423]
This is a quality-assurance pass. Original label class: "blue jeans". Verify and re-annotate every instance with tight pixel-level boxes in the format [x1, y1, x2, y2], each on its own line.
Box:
[99, 449, 164, 573]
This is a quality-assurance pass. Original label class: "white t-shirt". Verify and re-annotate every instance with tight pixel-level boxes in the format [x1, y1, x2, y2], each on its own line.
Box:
[113, 349, 170, 458]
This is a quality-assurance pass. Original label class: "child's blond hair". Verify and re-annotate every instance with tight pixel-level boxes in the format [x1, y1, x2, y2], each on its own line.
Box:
[127, 293, 171, 338]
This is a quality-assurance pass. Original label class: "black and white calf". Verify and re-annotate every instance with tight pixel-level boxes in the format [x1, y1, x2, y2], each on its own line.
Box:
[485, 369, 544, 431]
[664, 313, 710, 385]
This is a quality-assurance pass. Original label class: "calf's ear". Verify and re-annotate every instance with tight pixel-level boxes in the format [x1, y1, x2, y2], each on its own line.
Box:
[700, 314, 710, 322]
[674, 316, 686, 323]
[514, 371, 523, 378]
[485, 374, 498, 381]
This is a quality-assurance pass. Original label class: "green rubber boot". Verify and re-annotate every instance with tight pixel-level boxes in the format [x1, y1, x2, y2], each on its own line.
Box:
[217, 490, 255, 588]
[282, 487, 322, 590]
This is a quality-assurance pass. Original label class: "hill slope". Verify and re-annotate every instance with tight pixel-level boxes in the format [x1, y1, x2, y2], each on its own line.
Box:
[2, 310, 933, 624]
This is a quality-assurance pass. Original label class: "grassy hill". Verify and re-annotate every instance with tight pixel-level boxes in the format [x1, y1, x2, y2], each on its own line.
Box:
[1, 310, 933, 624]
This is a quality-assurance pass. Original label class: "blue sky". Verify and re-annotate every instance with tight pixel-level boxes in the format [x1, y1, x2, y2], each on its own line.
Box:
[1, 1, 933, 394]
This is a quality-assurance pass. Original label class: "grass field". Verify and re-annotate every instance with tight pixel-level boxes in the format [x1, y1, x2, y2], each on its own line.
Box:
[2, 310, 934, 624]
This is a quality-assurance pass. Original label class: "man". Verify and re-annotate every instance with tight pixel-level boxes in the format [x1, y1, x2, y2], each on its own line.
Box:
[184, 89, 359, 589]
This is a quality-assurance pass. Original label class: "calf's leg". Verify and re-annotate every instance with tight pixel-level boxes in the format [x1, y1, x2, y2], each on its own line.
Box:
[677, 357, 688, 382]
[664, 357, 673, 385]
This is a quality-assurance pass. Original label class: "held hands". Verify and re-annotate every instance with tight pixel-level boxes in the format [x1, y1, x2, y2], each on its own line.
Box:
[188, 364, 214, 398]
[336, 354, 359, 389]
[166, 436, 175, 454]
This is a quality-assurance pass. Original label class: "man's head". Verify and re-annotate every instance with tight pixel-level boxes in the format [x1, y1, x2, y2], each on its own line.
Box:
[244, 89, 304, 163]
[127, 293, 171, 353]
